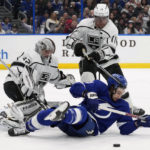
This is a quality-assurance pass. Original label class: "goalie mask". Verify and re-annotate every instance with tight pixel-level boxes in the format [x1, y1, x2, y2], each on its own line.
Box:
[35, 38, 56, 64]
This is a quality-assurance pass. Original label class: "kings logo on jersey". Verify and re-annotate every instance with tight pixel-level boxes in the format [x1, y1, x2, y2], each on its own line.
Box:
[87, 34, 100, 50]
[39, 72, 51, 83]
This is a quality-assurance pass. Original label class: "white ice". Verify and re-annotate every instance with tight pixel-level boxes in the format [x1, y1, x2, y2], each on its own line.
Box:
[0, 69, 150, 150]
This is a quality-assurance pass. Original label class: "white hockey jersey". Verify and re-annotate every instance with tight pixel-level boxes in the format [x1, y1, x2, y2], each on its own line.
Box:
[65, 18, 119, 68]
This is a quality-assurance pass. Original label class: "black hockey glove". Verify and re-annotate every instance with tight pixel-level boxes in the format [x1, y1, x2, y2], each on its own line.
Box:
[73, 41, 87, 57]
[135, 115, 150, 127]
[88, 51, 101, 62]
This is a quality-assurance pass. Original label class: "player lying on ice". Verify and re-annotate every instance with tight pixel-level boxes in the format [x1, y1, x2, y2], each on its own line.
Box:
[5, 74, 150, 137]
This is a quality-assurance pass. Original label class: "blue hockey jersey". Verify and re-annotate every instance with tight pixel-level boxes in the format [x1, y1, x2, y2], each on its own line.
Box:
[71, 80, 138, 135]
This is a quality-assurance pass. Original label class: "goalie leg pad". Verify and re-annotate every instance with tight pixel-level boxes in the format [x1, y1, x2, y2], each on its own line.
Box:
[15, 100, 42, 121]
[55, 74, 76, 89]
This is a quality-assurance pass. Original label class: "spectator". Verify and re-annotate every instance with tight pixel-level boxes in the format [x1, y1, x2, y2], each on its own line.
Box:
[0, 22, 5, 34]
[126, 0, 137, 8]
[84, 0, 97, 10]
[20, 15, 33, 33]
[72, 15, 79, 23]
[44, 1, 54, 16]
[134, 21, 146, 34]
[69, 1, 81, 17]
[117, 18, 126, 34]
[83, 7, 90, 18]
[54, 16, 65, 33]
[121, 3, 129, 14]
[124, 20, 135, 34]
[89, 9, 94, 18]
[127, 5, 135, 19]
[64, 20, 77, 33]
[142, 5, 150, 29]
[1, 17, 12, 33]
[45, 11, 59, 33]
[10, 24, 19, 34]
[133, 2, 143, 17]
[141, 0, 149, 7]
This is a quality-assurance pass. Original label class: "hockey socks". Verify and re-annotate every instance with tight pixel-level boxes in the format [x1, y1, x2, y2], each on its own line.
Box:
[63, 106, 88, 125]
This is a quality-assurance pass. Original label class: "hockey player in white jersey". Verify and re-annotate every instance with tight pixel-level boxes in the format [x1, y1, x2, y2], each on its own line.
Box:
[65, 3, 144, 116]
[0, 38, 75, 129]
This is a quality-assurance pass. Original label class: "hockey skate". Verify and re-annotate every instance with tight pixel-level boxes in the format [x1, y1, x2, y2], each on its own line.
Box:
[8, 126, 29, 136]
[47, 101, 70, 121]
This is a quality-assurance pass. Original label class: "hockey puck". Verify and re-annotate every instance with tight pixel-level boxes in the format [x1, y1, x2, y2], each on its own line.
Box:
[113, 144, 120, 147]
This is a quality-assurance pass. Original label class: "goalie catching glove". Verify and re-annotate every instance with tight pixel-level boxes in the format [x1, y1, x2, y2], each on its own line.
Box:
[55, 72, 76, 89]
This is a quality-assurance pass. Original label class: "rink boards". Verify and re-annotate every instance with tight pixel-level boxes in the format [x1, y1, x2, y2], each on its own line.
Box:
[0, 35, 150, 69]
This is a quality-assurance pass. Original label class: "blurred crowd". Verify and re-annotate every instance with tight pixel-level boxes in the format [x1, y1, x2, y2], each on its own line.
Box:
[35, 0, 81, 34]
[1, 0, 150, 34]
[0, 0, 33, 34]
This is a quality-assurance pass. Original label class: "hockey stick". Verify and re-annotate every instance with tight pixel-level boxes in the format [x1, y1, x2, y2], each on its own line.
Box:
[82, 48, 122, 85]
[0, 58, 19, 82]
[98, 104, 141, 119]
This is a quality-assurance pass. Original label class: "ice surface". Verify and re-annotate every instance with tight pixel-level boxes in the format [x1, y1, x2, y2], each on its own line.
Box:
[0, 69, 150, 150]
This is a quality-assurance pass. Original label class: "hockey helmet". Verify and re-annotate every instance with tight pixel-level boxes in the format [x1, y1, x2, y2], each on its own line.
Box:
[94, 3, 109, 17]
[35, 38, 56, 54]
[108, 74, 127, 89]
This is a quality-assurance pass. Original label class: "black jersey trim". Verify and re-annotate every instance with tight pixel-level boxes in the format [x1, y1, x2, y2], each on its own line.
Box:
[50, 74, 59, 81]
[11, 61, 25, 68]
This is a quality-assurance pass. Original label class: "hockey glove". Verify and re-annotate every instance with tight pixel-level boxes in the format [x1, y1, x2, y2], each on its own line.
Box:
[70, 82, 86, 98]
[55, 74, 76, 89]
[73, 41, 87, 57]
[135, 115, 150, 127]
[88, 51, 103, 63]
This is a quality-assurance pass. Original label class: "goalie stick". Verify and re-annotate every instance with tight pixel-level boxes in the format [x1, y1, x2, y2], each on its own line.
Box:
[82, 48, 122, 85]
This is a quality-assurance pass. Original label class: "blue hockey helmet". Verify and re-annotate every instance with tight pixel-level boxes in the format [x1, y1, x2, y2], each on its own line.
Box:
[108, 74, 127, 89]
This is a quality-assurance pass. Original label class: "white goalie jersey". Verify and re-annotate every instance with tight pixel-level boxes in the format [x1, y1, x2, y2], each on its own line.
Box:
[5, 50, 61, 93]
[65, 18, 119, 68]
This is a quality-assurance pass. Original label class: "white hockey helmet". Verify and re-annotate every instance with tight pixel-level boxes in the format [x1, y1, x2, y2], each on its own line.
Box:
[94, 3, 109, 17]
[35, 38, 56, 54]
